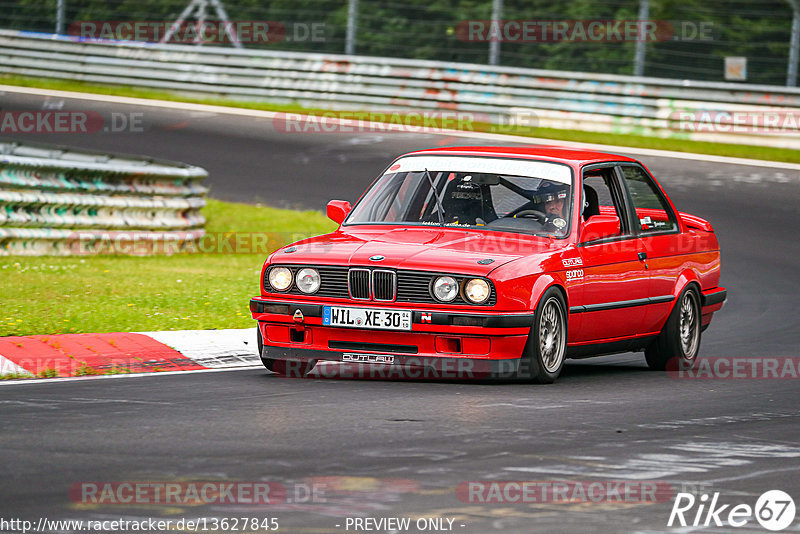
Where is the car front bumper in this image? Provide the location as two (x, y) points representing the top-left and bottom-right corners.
(257, 345), (528, 380)
(250, 297), (533, 373)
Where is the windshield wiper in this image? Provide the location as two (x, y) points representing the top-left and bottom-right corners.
(424, 168), (445, 226)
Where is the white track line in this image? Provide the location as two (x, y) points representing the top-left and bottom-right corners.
(0, 328), (261, 386)
(0, 364), (263, 387)
(3, 84), (799, 171)
(139, 328), (260, 368)
(0, 354), (29, 375)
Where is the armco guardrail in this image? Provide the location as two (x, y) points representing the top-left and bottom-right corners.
(0, 141), (207, 255)
(1, 29), (800, 148)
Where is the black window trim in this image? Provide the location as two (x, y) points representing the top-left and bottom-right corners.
(615, 163), (681, 238)
(577, 162), (638, 248)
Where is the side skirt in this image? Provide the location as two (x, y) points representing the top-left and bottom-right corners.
(566, 335), (657, 359)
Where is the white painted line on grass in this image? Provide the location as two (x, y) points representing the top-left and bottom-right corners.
(3, 84), (799, 171)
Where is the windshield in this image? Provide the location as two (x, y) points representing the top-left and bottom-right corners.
(346, 156), (573, 236)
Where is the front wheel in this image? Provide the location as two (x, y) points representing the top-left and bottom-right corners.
(645, 286), (701, 371)
(516, 288), (567, 383)
(262, 357), (317, 376)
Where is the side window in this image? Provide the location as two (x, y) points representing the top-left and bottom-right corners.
(619, 166), (678, 233)
(583, 174), (616, 212)
(582, 167), (628, 235)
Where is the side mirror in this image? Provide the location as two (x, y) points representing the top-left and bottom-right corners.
(580, 215), (620, 242)
(327, 200), (352, 225)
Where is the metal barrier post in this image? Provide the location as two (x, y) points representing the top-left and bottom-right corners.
(634, 0), (650, 77)
(489, 0), (503, 66)
(346, 0), (358, 55)
(788, 0), (800, 86)
(55, 0), (65, 35)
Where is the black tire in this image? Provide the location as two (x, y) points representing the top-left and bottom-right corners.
(645, 285), (702, 371)
(257, 327), (316, 376)
(262, 358), (316, 376)
(516, 287), (568, 384)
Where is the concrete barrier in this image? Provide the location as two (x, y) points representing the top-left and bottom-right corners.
(2, 29), (800, 148)
(0, 141), (207, 255)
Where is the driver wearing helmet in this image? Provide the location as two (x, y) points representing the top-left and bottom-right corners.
(539, 182), (569, 233)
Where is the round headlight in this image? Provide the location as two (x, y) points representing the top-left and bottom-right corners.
(465, 278), (491, 304)
(295, 268), (320, 294)
(268, 266), (293, 291)
(432, 276), (458, 302)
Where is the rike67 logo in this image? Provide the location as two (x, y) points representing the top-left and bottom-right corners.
(669, 490), (796, 531)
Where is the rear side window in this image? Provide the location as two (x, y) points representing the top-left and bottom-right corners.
(619, 166), (678, 233)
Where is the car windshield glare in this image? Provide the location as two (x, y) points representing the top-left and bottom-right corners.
(346, 157), (572, 236)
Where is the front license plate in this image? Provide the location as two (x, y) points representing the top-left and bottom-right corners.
(323, 306), (412, 331)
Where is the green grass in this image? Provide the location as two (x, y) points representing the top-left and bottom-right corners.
(3, 74), (799, 164)
(0, 199), (337, 337)
(0, 371), (35, 380)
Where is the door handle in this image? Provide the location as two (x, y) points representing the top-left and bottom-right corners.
(638, 252), (648, 261)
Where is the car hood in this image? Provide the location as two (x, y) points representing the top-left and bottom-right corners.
(270, 226), (559, 276)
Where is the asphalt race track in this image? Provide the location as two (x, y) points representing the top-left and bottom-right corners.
(2, 89), (800, 533)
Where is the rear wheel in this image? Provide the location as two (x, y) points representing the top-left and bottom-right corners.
(516, 288), (567, 383)
(257, 327), (316, 376)
(645, 285), (701, 371)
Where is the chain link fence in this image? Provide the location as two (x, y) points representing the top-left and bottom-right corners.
(0, 0), (796, 85)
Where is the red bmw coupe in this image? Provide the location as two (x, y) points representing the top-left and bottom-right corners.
(250, 146), (726, 383)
